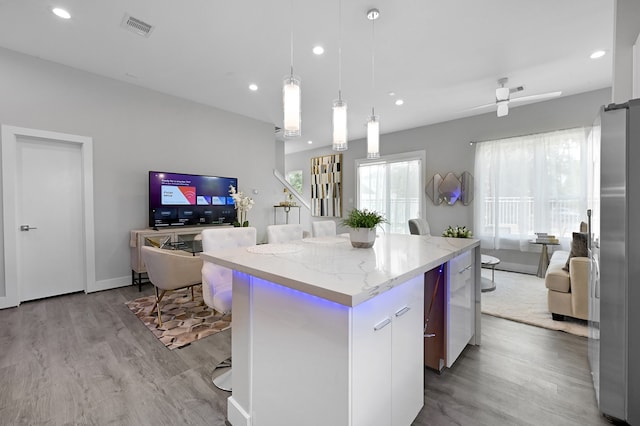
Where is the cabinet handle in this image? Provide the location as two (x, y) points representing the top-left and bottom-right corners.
(458, 264), (473, 274)
(395, 306), (410, 317)
(374, 318), (391, 331)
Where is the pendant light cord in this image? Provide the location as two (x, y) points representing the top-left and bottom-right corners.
(290, 0), (294, 76)
(338, 0), (342, 101)
(371, 13), (376, 116)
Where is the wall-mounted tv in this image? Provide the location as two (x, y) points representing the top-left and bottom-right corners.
(149, 171), (238, 228)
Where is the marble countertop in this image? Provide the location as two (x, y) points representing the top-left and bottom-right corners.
(201, 233), (479, 307)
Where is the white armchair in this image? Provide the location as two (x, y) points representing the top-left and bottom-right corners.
(140, 246), (203, 327)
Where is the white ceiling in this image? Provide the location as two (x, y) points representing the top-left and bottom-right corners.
(0, 0), (613, 154)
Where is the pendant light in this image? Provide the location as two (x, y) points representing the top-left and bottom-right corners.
(366, 8), (380, 159)
(332, 0), (348, 151)
(283, 0), (301, 138)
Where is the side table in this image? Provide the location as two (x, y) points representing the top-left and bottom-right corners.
(481, 254), (500, 292)
(530, 241), (560, 278)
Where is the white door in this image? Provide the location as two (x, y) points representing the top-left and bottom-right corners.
(18, 137), (84, 300)
(1, 125), (95, 308)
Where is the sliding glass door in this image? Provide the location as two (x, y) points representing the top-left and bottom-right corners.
(356, 151), (425, 234)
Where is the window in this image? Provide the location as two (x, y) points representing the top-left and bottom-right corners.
(473, 127), (589, 251)
(356, 151), (425, 234)
(286, 170), (303, 194)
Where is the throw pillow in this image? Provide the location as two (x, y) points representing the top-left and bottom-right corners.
(563, 232), (588, 272)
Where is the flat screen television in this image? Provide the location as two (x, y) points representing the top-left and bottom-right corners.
(148, 171), (238, 228)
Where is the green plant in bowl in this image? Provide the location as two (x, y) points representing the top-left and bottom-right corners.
(342, 208), (387, 229)
(342, 209), (387, 248)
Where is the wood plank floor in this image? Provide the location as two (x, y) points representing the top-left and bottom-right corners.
(0, 285), (612, 426)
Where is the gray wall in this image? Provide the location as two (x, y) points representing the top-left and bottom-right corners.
(286, 88), (611, 273)
(0, 47), (282, 295)
(613, 0), (640, 103)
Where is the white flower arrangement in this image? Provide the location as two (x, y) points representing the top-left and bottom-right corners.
(442, 225), (473, 238)
(229, 184), (255, 227)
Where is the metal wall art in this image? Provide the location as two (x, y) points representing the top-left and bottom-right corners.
(426, 171), (474, 206)
(311, 154), (342, 217)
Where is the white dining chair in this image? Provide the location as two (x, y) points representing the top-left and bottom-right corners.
(266, 224), (304, 243)
(201, 226), (257, 391)
(408, 218), (431, 236)
(311, 221), (337, 237)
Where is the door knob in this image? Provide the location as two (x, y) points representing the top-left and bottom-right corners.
(20, 225), (37, 231)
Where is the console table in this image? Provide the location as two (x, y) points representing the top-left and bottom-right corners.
(202, 234), (480, 426)
(273, 204), (300, 224)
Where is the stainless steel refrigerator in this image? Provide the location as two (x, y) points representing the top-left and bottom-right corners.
(588, 99), (640, 424)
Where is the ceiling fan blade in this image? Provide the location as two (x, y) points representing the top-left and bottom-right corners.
(464, 102), (495, 112)
(464, 89), (561, 114)
(509, 91), (562, 103)
(509, 86), (524, 95)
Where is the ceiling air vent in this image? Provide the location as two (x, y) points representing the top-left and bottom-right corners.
(121, 14), (154, 37)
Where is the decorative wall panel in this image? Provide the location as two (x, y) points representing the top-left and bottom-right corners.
(426, 172), (474, 206)
(311, 154), (342, 217)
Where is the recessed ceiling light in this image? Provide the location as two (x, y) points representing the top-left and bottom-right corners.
(307, 140), (313, 144)
(388, 91), (396, 97)
(52, 7), (71, 19)
(395, 99), (404, 106)
(248, 83), (258, 91)
(590, 50), (606, 59)
(312, 46), (324, 55)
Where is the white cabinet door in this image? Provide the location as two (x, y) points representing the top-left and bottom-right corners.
(351, 276), (424, 426)
(446, 250), (474, 368)
(389, 275), (424, 426)
(352, 293), (393, 426)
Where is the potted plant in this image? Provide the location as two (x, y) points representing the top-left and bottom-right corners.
(342, 208), (387, 248)
(229, 185), (254, 227)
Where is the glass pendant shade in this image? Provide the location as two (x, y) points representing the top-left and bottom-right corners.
(332, 99), (348, 151)
(496, 100), (509, 117)
(283, 74), (301, 138)
(367, 114), (380, 159)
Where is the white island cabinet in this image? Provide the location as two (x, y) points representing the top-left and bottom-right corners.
(201, 234), (480, 426)
(446, 250), (475, 368)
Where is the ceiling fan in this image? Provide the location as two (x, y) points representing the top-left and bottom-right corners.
(468, 77), (562, 117)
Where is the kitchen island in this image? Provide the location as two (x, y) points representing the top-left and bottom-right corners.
(201, 233), (480, 426)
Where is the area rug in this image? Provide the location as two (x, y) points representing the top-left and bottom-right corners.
(481, 269), (588, 337)
(125, 286), (231, 350)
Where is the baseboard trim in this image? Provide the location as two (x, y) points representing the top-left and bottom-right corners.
(88, 276), (130, 293)
(0, 294), (18, 309)
(228, 396), (251, 426)
(493, 261), (537, 276)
